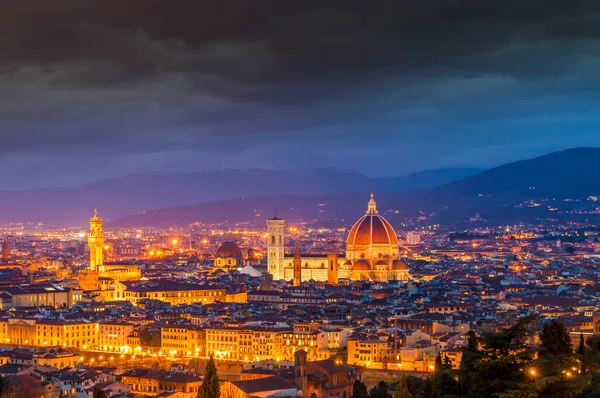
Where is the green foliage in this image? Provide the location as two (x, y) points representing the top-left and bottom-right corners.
(427, 352), (459, 398)
(405, 376), (424, 397)
(420, 378), (435, 398)
(139, 328), (161, 347)
(353, 380), (369, 398)
(93, 388), (108, 398)
(370, 381), (391, 398)
(457, 317), (593, 398)
(198, 355), (220, 398)
(1, 375), (44, 397)
(393, 374), (412, 398)
(539, 320), (572, 356)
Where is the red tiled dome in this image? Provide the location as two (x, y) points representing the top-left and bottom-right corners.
(392, 259), (408, 270)
(347, 194), (398, 248)
(215, 241), (243, 258)
(347, 214), (398, 246)
(352, 258), (371, 271)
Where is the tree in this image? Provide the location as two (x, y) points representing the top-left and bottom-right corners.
(455, 317), (590, 398)
(393, 374), (411, 398)
(431, 353), (458, 397)
(405, 376), (423, 398)
(459, 316), (538, 397)
(369, 381), (390, 398)
(1, 375), (43, 398)
(198, 355), (220, 398)
(539, 320), (572, 356)
(420, 378), (435, 398)
(140, 328), (161, 347)
(93, 388), (108, 398)
(352, 380), (369, 398)
(435, 353), (443, 372)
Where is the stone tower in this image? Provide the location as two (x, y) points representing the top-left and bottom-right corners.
(267, 217), (285, 280)
(294, 349), (308, 394)
(327, 252), (339, 284)
(1, 238), (8, 262)
(293, 241), (301, 286)
(88, 208), (105, 272)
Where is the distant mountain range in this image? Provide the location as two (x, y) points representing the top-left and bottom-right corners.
(0, 167), (480, 226)
(109, 147), (600, 228)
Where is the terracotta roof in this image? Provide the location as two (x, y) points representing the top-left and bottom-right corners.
(347, 214), (398, 247)
(231, 376), (297, 393)
(215, 241), (243, 259)
(352, 259), (371, 271)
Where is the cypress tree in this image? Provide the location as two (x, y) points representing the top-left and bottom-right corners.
(393, 374), (412, 398)
(198, 355), (220, 398)
(352, 380), (369, 398)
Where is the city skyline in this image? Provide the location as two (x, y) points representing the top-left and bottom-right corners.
(2, 3), (600, 398)
(3, 1), (600, 188)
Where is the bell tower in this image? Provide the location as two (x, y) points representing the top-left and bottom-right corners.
(267, 216), (285, 280)
(1, 238), (8, 262)
(293, 241), (301, 286)
(327, 252), (339, 284)
(88, 208), (105, 272)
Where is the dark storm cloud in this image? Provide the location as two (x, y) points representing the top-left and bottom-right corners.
(2, 0), (600, 187)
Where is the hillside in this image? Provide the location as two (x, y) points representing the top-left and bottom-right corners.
(109, 148), (600, 227)
(0, 167), (477, 226)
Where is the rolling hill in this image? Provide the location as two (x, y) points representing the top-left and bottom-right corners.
(0, 167), (479, 226)
(109, 147), (600, 227)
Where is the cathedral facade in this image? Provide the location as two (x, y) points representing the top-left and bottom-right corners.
(267, 194), (411, 283)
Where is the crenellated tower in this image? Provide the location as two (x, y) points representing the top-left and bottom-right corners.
(267, 217), (285, 280)
(88, 208), (105, 272)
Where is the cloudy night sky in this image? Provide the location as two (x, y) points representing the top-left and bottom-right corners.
(3, 0), (600, 189)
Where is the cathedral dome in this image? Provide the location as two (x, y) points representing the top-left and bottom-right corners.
(352, 258), (371, 271)
(392, 259), (408, 270)
(346, 194), (398, 247)
(215, 241), (243, 258)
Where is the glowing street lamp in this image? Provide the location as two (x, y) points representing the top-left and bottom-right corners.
(529, 369), (537, 377)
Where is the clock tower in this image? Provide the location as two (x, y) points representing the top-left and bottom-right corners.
(88, 208), (105, 272)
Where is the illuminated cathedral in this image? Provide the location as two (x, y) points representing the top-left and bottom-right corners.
(267, 194), (411, 283)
